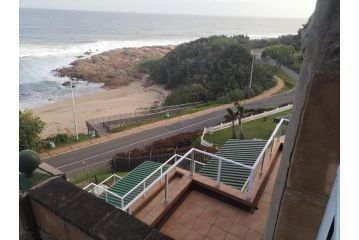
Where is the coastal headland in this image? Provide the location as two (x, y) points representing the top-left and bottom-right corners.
(34, 45), (175, 137)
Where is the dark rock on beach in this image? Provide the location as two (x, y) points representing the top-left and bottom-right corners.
(56, 45), (175, 88)
(62, 81), (71, 87)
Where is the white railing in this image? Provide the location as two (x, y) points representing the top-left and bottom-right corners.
(84, 118), (288, 213)
(121, 147), (254, 213)
(200, 104), (292, 146)
(317, 166), (339, 240)
(83, 183), (124, 208)
(244, 118), (288, 194)
(201, 128), (214, 147)
(99, 174), (123, 188)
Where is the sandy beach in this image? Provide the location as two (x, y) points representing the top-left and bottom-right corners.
(33, 79), (170, 137)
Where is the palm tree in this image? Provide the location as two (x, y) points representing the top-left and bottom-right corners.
(224, 102), (245, 139)
(225, 103), (239, 139)
(236, 103), (245, 140)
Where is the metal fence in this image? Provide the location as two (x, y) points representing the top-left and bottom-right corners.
(66, 151), (212, 182)
(200, 104), (293, 146)
(112, 151), (211, 172)
(65, 159), (112, 181)
(87, 101), (203, 125)
(86, 101), (203, 134)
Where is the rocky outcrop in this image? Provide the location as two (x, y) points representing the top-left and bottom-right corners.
(56, 45), (175, 88)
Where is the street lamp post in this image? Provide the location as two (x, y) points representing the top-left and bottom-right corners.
(249, 54), (254, 89)
(70, 77), (79, 141)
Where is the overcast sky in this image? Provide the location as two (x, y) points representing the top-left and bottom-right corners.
(20, 0), (316, 18)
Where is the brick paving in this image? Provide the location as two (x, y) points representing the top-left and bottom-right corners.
(160, 153), (282, 240)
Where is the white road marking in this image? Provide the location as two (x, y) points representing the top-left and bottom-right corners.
(57, 94), (294, 170)
(57, 114), (224, 169)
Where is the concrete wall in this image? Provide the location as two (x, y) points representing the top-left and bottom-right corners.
(21, 176), (172, 240)
(31, 200), (95, 240)
(263, 0), (340, 239)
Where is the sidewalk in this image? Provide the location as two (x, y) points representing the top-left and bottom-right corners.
(40, 77), (284, 160)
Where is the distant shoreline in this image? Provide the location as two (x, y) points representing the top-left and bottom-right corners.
(32, 44), (177, 137)
(33, 77), (171, 138)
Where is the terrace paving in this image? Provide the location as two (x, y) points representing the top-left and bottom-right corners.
(160, 150), (282, 240)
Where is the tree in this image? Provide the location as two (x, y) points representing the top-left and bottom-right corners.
(262, 45), (296, 68)
(149, 35), (277, 105)
(19, 110), (46, 151)
(224, 102), (240, 139)
(236, 102), (245, 140)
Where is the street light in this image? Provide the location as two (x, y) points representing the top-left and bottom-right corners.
(249, 51), (255, 89)
(69, 72), (79, 141)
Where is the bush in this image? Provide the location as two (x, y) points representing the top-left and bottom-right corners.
(19, 149), (41, 175)
(164, 84), (209, 105)
(19, 110), (46, 151)
(113, 131), (217, 158)
(150, 36), (276, 104)
(54, 133), (69, 143)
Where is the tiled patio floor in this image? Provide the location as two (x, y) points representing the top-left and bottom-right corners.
(160, 153), (281, 240)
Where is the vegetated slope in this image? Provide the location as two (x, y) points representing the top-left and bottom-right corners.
(250, 20), (310, 73)
(249, 20), (309, 50)
(147, 35), (277, 105)
(262, 44), (303, 73)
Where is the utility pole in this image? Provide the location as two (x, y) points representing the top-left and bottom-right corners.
(249, 54), (254, 89)
(70, 71), (79, 141)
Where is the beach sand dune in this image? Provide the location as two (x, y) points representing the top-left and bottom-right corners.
(33, 79), (170, 137)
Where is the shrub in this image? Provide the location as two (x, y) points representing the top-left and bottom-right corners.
(54, 133), (69, 143)
(113, 131), (217, 158)
(19, 110), (46, 151)
(19, 149), (41, 175)
(150, 36), (277, 104)
(164, 84), (208, 106)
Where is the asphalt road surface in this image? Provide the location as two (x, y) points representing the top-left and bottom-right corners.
(45, 60), (300, 172)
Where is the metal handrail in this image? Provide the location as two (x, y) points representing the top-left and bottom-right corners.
(245, 118), (288, 196)
(99, 174), (123, 186)
(122, 151), (194, 211)
(85, 117), (289, 211)
(83, 183), (123, 200)
(122, 148), (255, 212)
(193, 148), (253, 170)
(252, 118), (286, 170)
(121, 154), (181, 200)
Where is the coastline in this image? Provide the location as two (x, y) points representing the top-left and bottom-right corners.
(29, 44), (176, 137)
(32, 78), (171, 138)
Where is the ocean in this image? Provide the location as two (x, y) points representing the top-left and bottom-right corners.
(20, 8), (306, 109)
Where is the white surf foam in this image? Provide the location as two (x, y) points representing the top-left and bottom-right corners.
(19, 39), (193, 58)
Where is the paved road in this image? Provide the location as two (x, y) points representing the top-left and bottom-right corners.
(45, 60), (299, 172)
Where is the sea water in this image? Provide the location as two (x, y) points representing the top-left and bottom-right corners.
(20, 8), (306, 109)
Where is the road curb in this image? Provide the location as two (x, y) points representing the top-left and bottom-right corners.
(40, 76), (285, 160)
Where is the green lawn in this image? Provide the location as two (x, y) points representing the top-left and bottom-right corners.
(40, 133), (92, 152)
(203, 109), (291, 147)
(70, 169), (128, 185)
(288, 52), (302, 73)
(275, 68), (296, 94)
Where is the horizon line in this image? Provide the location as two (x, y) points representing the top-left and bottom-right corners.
(19, 7), (309, 20)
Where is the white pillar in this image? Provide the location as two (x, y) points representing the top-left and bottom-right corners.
(190, 151), (195, 176)
(216, 159), (222, 187)
(246, 169), (254, 199)
(164, 174), (169, 203)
